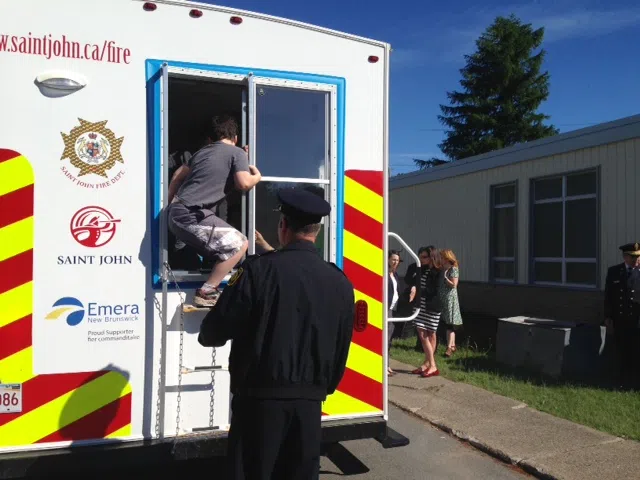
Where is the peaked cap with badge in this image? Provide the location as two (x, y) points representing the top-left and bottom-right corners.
(276, 187), (331, 225)
(619, 242), (640, 257)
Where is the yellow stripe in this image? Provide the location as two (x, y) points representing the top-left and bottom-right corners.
(106, 424), (132, 439)
(0, 371), (132, 447)
(0, 155), (34, 197)
(354, 290), (383, 330)
(346, 343), (383, 384)
(0, 282), (33, 328)
(344, 231), (383, 276)
(0, 347), (35, 384)
(323, 389), (381, 416)
(344, 177), (383, 223)
(0, 217), (34, 262)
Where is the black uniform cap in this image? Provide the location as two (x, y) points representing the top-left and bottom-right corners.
(276, 187), (331, 225)
(619, 242), (640, 256)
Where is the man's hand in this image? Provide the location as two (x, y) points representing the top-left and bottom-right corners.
(409, 286), (416, 303)
(243, 145), (249, 155)
(249, 165), (262, 182)
(255, 230), (274, 252)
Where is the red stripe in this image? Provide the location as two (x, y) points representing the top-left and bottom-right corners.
(0, 149), (20, 163)
(0, 184), (34, 229)
(345, 170), (383, 197)
(36, 393), (132, 443)
(344, 204), (383, 248)
(0, 250), (33, 295)
(0, 315), (31, 361)
(337, 367), (383, 410)
(0, 371), (109, 427)
(343, 258), (383, 303)
(351, 324), (382, 356)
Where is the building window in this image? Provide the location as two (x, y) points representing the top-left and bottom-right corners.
(530, 169), (598, 287)
(490, 182), (517, 282)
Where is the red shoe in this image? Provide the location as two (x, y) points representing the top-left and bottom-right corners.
(411, 367), (425, 374)
(420, 369), (439, 378)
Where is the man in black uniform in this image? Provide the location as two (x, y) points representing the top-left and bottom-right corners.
(198, 187), (355, 480)
(604, 242), (640, 388)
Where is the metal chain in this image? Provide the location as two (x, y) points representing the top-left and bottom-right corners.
(164, 261), (185, 441)
(152, 295), (164, 439)
(209, 346), (216, 429)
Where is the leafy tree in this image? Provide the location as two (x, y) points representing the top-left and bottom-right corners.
(416, 14), (558, 169)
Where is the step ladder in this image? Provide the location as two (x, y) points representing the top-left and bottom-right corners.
(157, 261), (231, 442)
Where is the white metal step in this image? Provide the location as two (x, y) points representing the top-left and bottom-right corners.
(180, 365), (229, 374)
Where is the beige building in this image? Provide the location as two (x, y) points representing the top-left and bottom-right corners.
(389, 114), (640, 324)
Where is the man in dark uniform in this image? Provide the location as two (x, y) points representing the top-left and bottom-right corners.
(604, 242), (640, 388)
(198, 187), (355, 480)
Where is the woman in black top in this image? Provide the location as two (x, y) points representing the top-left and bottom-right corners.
(404, 246), (443, 377)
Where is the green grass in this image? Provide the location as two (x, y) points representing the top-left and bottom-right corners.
(390, 336), (640, 441)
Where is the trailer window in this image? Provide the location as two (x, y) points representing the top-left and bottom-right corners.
(254, 86), (328, 180)
(248, 79), (335, 263)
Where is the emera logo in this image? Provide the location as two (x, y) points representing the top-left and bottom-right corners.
(45, 297), (85, 326)
(70, 206), (121, 248)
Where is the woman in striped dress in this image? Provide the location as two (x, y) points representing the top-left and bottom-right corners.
(406, 246), (443, 377)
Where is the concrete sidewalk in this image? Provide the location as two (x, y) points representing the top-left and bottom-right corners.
(388, 358), (640, 480)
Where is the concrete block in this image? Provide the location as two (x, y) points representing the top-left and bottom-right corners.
(496, 316), (606, 377)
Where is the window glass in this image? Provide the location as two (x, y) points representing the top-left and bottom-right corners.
(492, 206), (515, 257)
(254, 181), (328, 259)
(533, 202), (563, 257)
(493, 261), (515, 281)
(534, 177), (562, 200)
(565, 198), (597, 258)
(493, 185), (516, 205)
(255, 86), (329, 179)
(534, 261), (562, 283)
(566, 172), (596, 197)
(566, 262), (597, 285)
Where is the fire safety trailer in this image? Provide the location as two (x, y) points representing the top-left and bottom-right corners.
(0, 0), (419, 476)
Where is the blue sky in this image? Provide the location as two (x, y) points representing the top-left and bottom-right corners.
(202, 0), (640, 175)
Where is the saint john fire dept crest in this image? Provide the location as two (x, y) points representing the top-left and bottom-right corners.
(60, 119), (124, 178)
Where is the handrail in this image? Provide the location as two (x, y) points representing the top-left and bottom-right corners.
(388, 232), (420, 322)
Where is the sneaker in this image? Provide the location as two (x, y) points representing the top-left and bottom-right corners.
(193, 287), (221, 307)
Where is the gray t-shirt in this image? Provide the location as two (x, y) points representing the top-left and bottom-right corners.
(175, 141), (250, 209)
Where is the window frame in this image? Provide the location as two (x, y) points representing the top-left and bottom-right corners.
(528, 167), (601, 289)
(147, 60), (346, 290)
(247, 76), (338, 263)
(489, 181), (519, 284)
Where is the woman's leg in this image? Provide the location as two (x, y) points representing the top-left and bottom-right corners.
(425, 331), (438, 374)
(417, 328), (431, 370)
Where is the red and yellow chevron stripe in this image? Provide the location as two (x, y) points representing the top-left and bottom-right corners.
(322, 170), (384, 417)
(0, 149), (132, 449)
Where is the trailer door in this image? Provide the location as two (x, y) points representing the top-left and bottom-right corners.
(247, 76), (384, 422)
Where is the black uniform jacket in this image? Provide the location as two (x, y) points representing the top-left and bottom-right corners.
(198, 240), (355, 401)
(604, 262), (639, 329)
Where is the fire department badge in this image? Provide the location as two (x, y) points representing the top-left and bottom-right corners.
(60, 119), (124, 178)
(227, 267), (244, 287)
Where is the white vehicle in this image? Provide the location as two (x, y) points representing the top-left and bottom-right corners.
(0, 0), (418, 475)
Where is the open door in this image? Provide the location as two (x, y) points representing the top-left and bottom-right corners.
(246, 76), (338, 262)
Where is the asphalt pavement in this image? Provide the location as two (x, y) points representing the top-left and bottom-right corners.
(24, 405), (528, 479)
(319, 405), (530, 479)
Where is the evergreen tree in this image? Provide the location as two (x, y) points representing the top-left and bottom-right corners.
(416, 14), (558, 168)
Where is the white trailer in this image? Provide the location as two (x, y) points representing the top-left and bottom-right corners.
(0, 0), (418, 475)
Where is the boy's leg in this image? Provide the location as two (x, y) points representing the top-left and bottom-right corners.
(168, 205), (247, 307)
(193, 217), (248, 307)
(203, 239), (247, 287)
